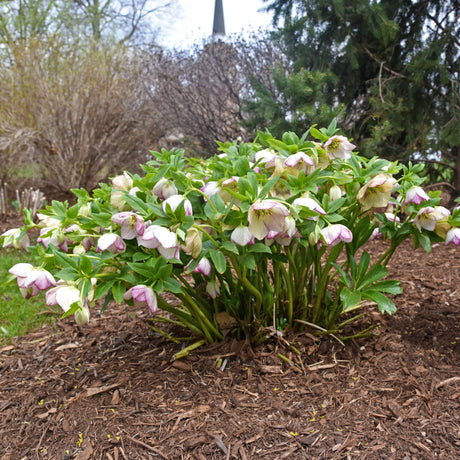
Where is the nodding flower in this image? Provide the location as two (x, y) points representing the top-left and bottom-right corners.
(248, 199), (290, 240)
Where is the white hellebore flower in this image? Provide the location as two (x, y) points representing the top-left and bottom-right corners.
(124, 285), (158, 314)
(111, 212), (145, 240)
(413, 206), (450, 232)
(254, 149), (277, 169)
(46, 283), (81, 313)
(445, 228), (460, 246)
(321, 224), (353, 246)
(284, 152), (315, 172)
(9, 263), (56, 298)
(231, 225), (255, 246)
(201, 181), (220, 199)
(112, 172), (133, 191)
(357, 173), (395, 211)
(152, 178), (178, 200)
(162, 194), (193, 216)
(1, 228), (30, 251)
(324, 135), (356, 160)
(248, 199), (290, 240)
(194, 257), (212, 276)
(138, 225), (180, 260)
(96, 233), (126, 253)
(405, 186), (430, 205)
(292, 196), (326, 220)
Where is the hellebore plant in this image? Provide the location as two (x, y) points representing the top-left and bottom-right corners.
(3, 121), (460, 346)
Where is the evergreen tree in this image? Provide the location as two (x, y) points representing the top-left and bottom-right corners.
(254, 0), (459, 193)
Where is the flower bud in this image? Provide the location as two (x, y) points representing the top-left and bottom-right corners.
(75, 307), (90, 325)
(328, 185), (342, 201)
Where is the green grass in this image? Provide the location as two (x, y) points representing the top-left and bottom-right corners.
(0, 249), (61, 344)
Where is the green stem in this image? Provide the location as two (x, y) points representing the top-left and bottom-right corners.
(280, 263), (294, 326)
(229, 254), (263, 314)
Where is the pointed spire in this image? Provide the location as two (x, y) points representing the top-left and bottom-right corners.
(212, 0), (226, 37)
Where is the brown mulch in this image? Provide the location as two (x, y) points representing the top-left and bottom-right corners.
(1, 217), (459, 459)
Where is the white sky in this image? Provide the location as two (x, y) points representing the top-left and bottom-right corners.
(159, 0), (274, 49)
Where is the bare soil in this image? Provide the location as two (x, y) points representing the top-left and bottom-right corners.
(1, 214), (459, 459)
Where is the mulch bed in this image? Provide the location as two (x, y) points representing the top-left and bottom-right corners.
(1, 217), (459, 459)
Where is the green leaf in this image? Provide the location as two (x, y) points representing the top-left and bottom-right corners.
(60, 301), (80, 319)
(78, 255), (93, 275)
(368, 279), (402, 295)
(258, 174), (281, 199)
(94, 281), (115, 301)
(55, 267), (79, 281)
(127, 262), (154, 279)
(163, 278), (183, 294)
(356, 251), (371, 286)
(330, 262), (351, 288)
(362, 290), (397, 315)
(220, 241), (239, 254)
(358, 264), (388, 291)
(248, 243), (272, 254)
(112, 281), (125, 304)
(50, 246), (78, 269)
(240, 254), (256, 270)
(209, 249), (227, 274)
(340, 287), (362, 313)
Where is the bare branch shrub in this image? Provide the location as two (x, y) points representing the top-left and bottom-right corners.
(0, 38), (158, 192)
(144, 35), (287, 156)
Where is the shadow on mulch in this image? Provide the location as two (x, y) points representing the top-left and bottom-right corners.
(0, 229), (459, 459)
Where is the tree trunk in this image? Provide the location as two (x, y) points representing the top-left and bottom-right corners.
(455, 145), (460, 199)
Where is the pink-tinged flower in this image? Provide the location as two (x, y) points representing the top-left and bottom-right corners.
(231, 225), (255, 246)
(413, 206), (450, 232)
(111, 212), (145, 240)
(445, 228), (460, 246)
(96, 233), (126, 253)
(369, 227), (382, 241)
(254, 149), (277, 169)
(152, 178), (178, 200)
(201, 181), (220, 199)
(284, 152), (315, 172)
(384, 212), (400, 223)
(206, 280), (220, 299)
(194, 257), (212, 276)
(324, 135), (356, 160)
(37, 227), (69, 252)
(124, 285), (158, 314)
(405, 186), (430, 205)
(321, 224), (353, 246)
(162, 194), (193, 216)
(112, 172), (133, 191)
(1, 228), (30, 251)
(138, 225), (180, 260)
(46, 282), (81, 313)
(36, 213), (61, 228)
(357, 174), (395, 211)
(248, 199), (290, 240)
(272, 216), (298, 246)
(292, 197), (326, 220)
(9, 263), (56, 297)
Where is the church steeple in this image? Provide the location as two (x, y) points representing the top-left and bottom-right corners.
(212, 0), (226, 37)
